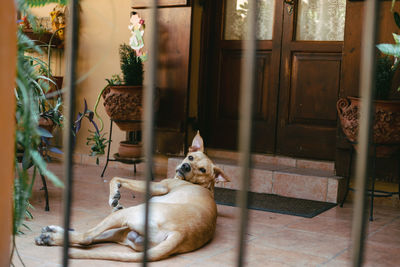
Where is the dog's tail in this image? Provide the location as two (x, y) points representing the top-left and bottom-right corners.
(69, 231), (184, 262)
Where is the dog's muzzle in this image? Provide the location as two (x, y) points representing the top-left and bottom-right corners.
(176, 163), (191, 180)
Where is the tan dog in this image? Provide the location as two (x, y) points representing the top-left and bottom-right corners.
(35, 132), (230, 262)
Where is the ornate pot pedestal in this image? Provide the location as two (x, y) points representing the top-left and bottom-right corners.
(337, 97), (400, 157)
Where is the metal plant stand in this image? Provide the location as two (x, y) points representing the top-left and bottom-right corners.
(100, 119), (143, 178)
(340, 143), (400, 221)
(40, 173), (50, 211)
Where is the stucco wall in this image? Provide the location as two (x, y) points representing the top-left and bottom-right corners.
(31, 1), (135, 158)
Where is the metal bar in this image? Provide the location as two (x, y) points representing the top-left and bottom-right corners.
(351, 0), (379, 266)
(62, 0), (80, 266)
(236, 0), (257, 266)
(142, 0), (158, 265)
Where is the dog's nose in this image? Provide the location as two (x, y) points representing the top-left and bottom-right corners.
(181, 163), (191, 173)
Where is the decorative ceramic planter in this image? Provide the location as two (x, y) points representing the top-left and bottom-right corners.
(118, 141), (142, 158)
(102, 85), (143, 131)
(337, 96), (400, 157)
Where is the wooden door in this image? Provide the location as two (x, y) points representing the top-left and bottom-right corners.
(276, 0), (345, 159)
(201, 0), (345, 160)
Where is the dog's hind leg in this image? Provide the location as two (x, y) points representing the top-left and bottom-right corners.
(69, 231), (184, 262)
(109, 177), (169, 211)
(35, 208), (129, 247)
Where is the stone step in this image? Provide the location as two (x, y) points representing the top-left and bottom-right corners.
(167, 153), (344, 204)
(206, 149), (335, 172)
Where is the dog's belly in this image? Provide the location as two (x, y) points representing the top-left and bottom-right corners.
(150, 185), (213, 204)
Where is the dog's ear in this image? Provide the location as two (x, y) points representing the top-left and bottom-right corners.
(213, 166), (230, 183)
(189, 131), (204, 152)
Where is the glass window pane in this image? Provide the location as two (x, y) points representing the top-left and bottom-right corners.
(296, 0), (346, 41)
(224, 0), (275, 40)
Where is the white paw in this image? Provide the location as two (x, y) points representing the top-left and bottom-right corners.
(41, 225), (64, 234)
(109, 188), (121, 208)
(112, 204), (124, 212)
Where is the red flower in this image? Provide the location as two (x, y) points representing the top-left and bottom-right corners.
(139, 19), (145, 25)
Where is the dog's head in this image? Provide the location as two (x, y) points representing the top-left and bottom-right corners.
(175, 131), (230, 192)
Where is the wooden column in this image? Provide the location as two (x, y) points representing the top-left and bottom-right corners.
(0, 0), (16, 265)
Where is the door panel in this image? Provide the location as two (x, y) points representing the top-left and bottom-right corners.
(209, 50), (275, 152)
(289, 53), (341, 124)
(277, 52), (342, 159)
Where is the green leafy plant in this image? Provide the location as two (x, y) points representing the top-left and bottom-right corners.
(119, 43), (144, 86)
(74, 99), (109, 165)
(12, 0), (66, 265)
(376, 1), (400, 93)
(375, 56), (396, 100)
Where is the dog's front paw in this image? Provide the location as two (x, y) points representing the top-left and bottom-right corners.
(112, 204), (124, 212)
(35, 232), (55, 246)
(109, 184), (121, 208)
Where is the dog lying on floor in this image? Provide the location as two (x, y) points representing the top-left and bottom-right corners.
(35, 131), (230, 262)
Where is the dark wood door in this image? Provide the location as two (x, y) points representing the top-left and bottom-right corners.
(202, 0), (345, 160)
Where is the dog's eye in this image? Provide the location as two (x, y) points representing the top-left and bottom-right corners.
(188, 156), (194, 161)
(199, 167), (206, 173)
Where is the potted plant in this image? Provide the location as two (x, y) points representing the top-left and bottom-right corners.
(337, 9), (400, 157)
(101, 43), (144, 131)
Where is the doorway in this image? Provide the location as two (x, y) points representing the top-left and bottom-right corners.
(200, 0), (346, 160)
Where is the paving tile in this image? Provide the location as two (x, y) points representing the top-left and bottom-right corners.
(326, 178), (339, 203)
(296, 159), (335, 171)
(250, 169), (273, 194)
(253, 154), (297, 167)
(336, 242), (400, 267)
(251, 228), (349, 259)
(368, 217), (400, 248)
(273, 172), (328, 201)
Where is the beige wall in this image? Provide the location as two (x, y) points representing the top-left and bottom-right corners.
(75, 0), (132, 157)
(32, 1), (135, 158)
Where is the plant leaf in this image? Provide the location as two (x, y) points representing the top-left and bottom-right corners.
(29, 150), (64, 187)
(37, 127), (53, 138)
(393, 33), (400, 44)
(376, 43), (400, 56)
(48, 147), (63, 154)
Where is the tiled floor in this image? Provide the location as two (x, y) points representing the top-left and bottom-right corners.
(12, 163), (400, 266)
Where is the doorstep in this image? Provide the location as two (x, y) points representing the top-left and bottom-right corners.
(167, 149), (345, 204)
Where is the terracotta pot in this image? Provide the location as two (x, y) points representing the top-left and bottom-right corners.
(102, 85), (159, 131)
(337, 97), (400, 157)
(102, 85), (143, 131)
(118, 141), (142, 158)
(38, 116), (56, 133)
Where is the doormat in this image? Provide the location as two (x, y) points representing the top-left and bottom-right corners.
(214, 187), (337, 218)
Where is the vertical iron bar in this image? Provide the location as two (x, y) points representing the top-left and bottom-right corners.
(142, 0), (158, 265)
(62, 0), (79, 266)
(236, 0), (257, 266)
(351, 0), (379, 266)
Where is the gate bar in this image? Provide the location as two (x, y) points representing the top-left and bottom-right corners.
(142, 0), (158, 265)
(62, 0), (80, 266)
(351, 0), (379, 266)
(236, 0), (257, 266)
